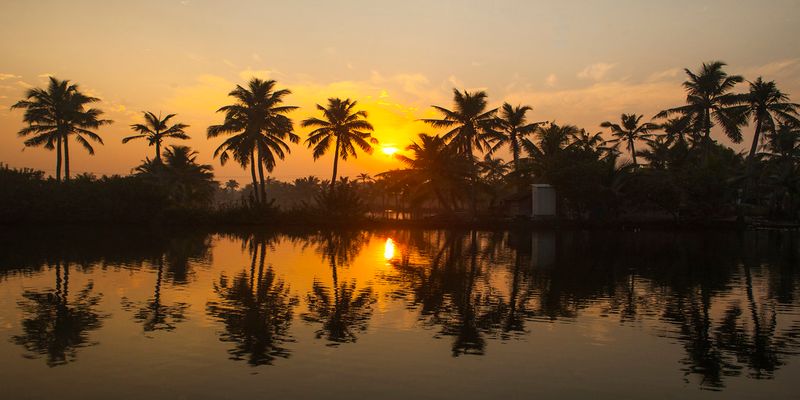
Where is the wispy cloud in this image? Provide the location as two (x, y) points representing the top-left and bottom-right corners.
(577, 62), (616, 81)
(0, 73), (20, 81)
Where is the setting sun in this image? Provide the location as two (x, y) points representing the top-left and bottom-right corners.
(381, 146), (399, 156)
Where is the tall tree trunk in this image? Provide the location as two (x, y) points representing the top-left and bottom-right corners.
(704, 108), (712, 161)
(330, 136), (341, 192)
(629, 138), (638, 167)
(56, 135), (62, 182)
(155, 140), (161, 163)
(250, 149), (260, 205)
(748, 114), (764, 160)
(257, 147), (267, 204)
(64, 134), (70, 181)
(512, 133), (520, 174)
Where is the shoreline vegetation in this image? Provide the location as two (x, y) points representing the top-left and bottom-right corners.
(3, 61), (800, 230)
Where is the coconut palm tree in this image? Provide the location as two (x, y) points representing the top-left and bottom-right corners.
(208, 78), (298, 204)
(302, 98), (377, 191)
(124, 111), (190, 162)
(422, 89), (500, 214)
(224, 179), (240, 192)
(390, 133), (471, 211)
(732, 78), (800, 160)
(492, 102), (544, 172)
(356, 173), (373, 184)
(600, 113), (658, 167)
(522, 123), (580, 180)
(11, 77), (112, 181)
(655, 61), (746, 158)
(421, 89), (500, 160)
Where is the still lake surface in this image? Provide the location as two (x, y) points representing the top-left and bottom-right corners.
(0, 228), (799, 399)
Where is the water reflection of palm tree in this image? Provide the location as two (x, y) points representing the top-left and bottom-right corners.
(388, 231), (505, 356)
(206, 236), (299, 366)
(301, 231), (375, 345)
(120, 256), (189, 335)
(11, 261), (105, 367)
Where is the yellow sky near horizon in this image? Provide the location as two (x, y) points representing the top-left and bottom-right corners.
(1, 0), (799, 183)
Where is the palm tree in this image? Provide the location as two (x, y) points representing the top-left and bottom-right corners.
(492, 102), (544, 172)
(124, 111), (190, 162)
(135, 145), (216, 208)
(302, 98), (377, 191)
(522, 123), (580, 180)
(390, 133), (471, 211)
(422, 88), (500, 160)
(224, 179), (240, 192)
(11, 77), (112, 181)
(356, 173), (373, 184)
(600, 113), (658, 167)
(733, 78), (800, 160)
(208, 78), (299, 205)
(422, 89), (500, 214)
(569, 128), (610, 157)
(655, 61), (746, 158)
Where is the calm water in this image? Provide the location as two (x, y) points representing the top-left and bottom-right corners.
(1, 228), (799, 399)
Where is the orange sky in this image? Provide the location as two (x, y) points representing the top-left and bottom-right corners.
(1, 1), (799, 183)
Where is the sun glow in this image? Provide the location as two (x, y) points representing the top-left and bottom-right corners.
(381, 146), (399, 156)
(384, 238), (396, 260)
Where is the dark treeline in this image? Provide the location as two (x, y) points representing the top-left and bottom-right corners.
(4, 61), (800, 226)
(2, 227), (799, 389)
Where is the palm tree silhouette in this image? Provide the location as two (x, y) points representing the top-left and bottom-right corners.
(123, 111), (190, 162)
(600, 113), (658, 167)
(11, 77), (112, 181)
(733, 78), (800, 160)
(224, 179), (240, 192)
(135, 145), (216, 208)
(11, 261), (106, 366)
(208, 78), (299, 204)
(655, 61), (745, 159)
(302, 98), (378, 192)
(206, 236), (299, 365)
(422, 89), (500, 214)
(390, 133), (470, 211)
(522, 123), (580, 180)
(356, 173), (373, 183)
(492, 102), (544, 173)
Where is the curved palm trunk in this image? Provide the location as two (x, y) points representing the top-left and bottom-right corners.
(63, 134), (70, 181)
(748, 115), (764, 160)
(249, 149), (260, 205)
(511, 132), (520, 173)
(257, 147), (267, 204)
(704, 108), (712, 161)
(629, 138), (638, 167)
(330, 136), (341, 192)
(56, 135), (62, 182)
(155, 140), (162, 163)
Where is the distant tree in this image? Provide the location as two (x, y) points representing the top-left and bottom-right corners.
(356, 173), (373, 183)
(208, 78), (298, 205)
(224, 179), (240, 192)
(302, 98), (377, 191)
(11, 77), (112, 181)
(600, 113), (658, 167)
(124, 111), (190, 162)
(655, 61), (746, 158)
(492, 102), (544, 172)
(135, 145), (215, 208)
